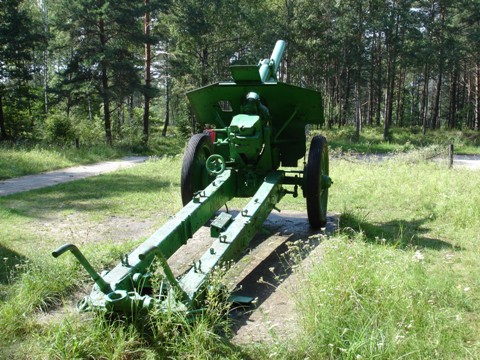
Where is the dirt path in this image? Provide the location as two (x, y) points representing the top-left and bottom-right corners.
(351, 153), (480, 169)
(0, 156), (149, 197)
(451, 154), (480, 169)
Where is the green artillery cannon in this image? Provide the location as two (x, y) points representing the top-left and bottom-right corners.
(52, 40), (332, 315)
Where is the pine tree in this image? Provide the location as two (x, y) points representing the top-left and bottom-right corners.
(52, 0), (144, 145)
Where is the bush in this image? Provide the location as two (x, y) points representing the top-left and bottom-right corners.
(44, 112), (75, 145)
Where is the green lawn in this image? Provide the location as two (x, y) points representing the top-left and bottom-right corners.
(283, 158), (480, 359)
(0, 139), (479, 359)
(316, 126), (480, 154)
(0, 133), (185, 180)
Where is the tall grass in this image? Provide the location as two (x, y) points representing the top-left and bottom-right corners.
(316, 126), (480, 154)
(293, 235), (475, 359)
(258, 152), (480, 359)
(7, 263), (243, 359)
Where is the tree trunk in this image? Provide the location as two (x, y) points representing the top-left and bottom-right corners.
(384, 54), (395, 141)
(327, 77), (333, 129)
(421, 63), (430, 135)
(342, 65), (351, 127)
(376, 32), (382, 126)
(162, 73), (170, 137)
(466, 62), (473, 129)
(399, 70), (406, 127)
(431, 66), (443, 129)
(355, 82), (361, 139)
(460, 61), (467, 127)
(142, 0), (151, 145)
(415, 75), (421, 126)
(368, 34), (375, 126)
(99, 19), (112, 145)
(476, 62), (480, 130)
(431, 3), (445, 129)
(101, 67), (112, 145)
(448, 69), (457, 129)
(395, 66), (405, 126)
(40, 0), (49, 115)
(335, 67), (341, 127)
(43, 49), (48, 114)
(87, 95), (92, 121)
(128, 95), (134, 125)
(0, 88), (7, 140)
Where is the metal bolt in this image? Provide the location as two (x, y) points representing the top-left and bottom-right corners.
(120, 254), (129, 267)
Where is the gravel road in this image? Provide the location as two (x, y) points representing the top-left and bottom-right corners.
(0, 156), (149, 197)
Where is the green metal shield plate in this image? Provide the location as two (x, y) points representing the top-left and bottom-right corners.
(187, 81), (323, 167)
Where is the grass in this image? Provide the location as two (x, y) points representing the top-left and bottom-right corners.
(315, 126), (480, 154)
(1, 125), (478, 180)
(258, 156), (480, 359)
(0, 145), (131, 180)
(292, 236), (475, 359)
(0, 131), (186, 180)
(1, 137), (480, 358)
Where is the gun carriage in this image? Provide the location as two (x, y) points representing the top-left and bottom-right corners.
(53, 40), (332, 315)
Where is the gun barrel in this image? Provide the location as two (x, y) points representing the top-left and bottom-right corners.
(259, 40), (286, 82)
(271, 40), (286, 74)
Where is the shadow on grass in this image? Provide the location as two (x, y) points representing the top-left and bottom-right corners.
(340, 211), (462, 250)
(0, 243), (27, 286)
(4, 173), (175, 219)
(229, 212), (338, 335)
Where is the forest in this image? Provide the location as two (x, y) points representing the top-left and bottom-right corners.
(1, 0), (479, 147)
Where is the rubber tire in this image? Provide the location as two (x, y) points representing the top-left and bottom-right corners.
(306, 135), (329, 228)
(180, 134), (214, 206)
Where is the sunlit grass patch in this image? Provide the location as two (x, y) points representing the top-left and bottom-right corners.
(294, 235), (478, 359)
(262, 150), (480, 358)
(0, 145), (130, 180)
(315, 126), (480, 154)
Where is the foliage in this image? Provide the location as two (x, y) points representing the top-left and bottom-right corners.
(43, 112), (75, 144)
(0, 0), (46, 140)
(2, 0), (480, 147)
